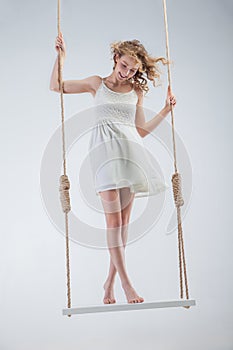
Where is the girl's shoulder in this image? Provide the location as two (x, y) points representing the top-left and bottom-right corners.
(89, 75), (103, 97)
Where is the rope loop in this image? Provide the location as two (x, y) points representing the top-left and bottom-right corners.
(59, 174), (71, 213)
(171, 172), (184, 208)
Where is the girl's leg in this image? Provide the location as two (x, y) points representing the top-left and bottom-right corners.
(100, 188), (127, 304)
(100, 188), (144, 303)
(103, 188), (133, 303)
(104, 187), (134, 292)
(117, 188), (144, 303)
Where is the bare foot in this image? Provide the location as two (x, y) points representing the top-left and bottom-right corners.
(103, 282), (116, 304)
(122, 283), (144, 303)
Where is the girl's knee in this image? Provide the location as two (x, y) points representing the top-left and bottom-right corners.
(105, 213), (122, 228)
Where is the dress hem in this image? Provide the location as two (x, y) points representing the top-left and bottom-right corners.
(95, 183), (169, 198)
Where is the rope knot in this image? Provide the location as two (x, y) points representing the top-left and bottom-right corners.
(59, 175), (71, 213)
(171, 172), (184, 207)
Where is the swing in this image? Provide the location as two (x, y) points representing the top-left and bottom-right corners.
(56, 0), (196, 317)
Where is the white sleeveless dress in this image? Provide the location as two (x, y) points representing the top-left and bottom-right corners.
(88, 78), (169, 198)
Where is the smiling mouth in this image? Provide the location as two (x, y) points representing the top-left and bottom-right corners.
(119, 72), (126, 78)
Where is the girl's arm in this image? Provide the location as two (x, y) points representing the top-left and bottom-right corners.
(49, 55), (64, 91)
(135, 86), (176, 138)
(49, 33), (95, 94)
(136, 105), (170, 138)
(49, 58), (97, 94)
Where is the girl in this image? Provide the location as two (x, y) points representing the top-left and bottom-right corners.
(50, 33), (176, 304)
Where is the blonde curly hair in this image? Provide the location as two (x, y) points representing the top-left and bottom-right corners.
(110, 39), (171, 95)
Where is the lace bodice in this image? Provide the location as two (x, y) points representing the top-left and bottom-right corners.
(93, 79), (138, 125)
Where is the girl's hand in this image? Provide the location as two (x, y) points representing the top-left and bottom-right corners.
(164, 85), (177, 112)
(55, 32), (66, 57)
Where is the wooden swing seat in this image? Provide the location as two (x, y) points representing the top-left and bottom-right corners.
(62, 299), (196, 316)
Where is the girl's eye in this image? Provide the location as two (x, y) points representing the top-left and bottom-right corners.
(122, 63), (136, 73)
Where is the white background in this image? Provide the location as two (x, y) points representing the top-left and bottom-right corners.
(0, 0), (232, 349)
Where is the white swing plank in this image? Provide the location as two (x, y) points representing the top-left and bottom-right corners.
(62, 299), (196, 316)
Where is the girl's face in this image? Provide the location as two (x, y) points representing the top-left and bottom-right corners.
(115, 54), (140, 81)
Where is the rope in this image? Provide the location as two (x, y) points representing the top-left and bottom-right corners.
(59, 175), (71, 213)
(57, 0), (72, 316)
(162, 0), (190, 306)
